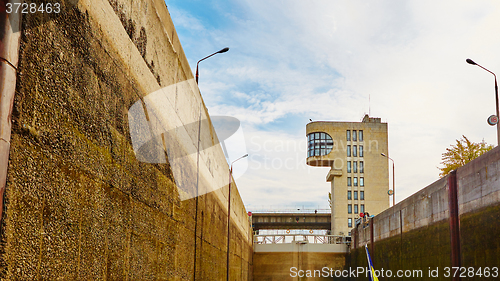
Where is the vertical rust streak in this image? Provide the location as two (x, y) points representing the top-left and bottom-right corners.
(447, 170), (461, 280)
(0, 0), (22, 226)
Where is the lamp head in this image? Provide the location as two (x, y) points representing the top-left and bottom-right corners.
(381, 153), (387, 157)
(466, 58), (477, 65)
(218, 47), (230, 53)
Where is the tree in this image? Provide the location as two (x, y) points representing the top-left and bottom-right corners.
(439, 135), (494, 177)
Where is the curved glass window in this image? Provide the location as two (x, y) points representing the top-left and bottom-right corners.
(307, 132), (334, 157)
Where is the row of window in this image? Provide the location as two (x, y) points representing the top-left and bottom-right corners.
(347, 161), (364, 173)
(346, 145), (363, 157)
(347, 191), (364, 200)
(347, 204), (365, 214)
(307, 131), (365, 157)
(347, 177), (364, 187)
(346, 130), (363, 142)
(307, 132), (334, 157)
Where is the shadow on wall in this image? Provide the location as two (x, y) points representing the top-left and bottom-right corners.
(127, 78), (248, 200)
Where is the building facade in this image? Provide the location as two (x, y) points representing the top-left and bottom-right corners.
(306, 115), (390, 235)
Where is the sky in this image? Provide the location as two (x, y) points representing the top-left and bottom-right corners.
(165, 0), (500, 211)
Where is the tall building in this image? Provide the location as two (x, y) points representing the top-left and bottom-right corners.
(306, 114), (389, 236)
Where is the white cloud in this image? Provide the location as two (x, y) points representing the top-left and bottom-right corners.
(168, 0), (500, 208)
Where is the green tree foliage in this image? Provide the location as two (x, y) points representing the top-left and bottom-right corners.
(439, 135), (494, 177)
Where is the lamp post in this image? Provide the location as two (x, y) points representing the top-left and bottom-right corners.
(192, 47), (229, 280)
(381, 153), (395, 207)
(466, 58), (500, 145)
(196, 47), (230, 84)
(227, 153), (248, 281)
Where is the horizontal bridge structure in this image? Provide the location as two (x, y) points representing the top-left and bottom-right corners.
(251, 212), (331, 230)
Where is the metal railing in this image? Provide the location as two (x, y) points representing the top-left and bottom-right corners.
(248, 208), (331, 214)
(254, 234), (350, 245)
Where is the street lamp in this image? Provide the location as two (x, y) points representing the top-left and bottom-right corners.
(466, 58), (499, 145)
(227, 153), (248, 281)
(192, 47), (229, 280)
(196, 47), (230, 84)
(381, 153), (395, 207)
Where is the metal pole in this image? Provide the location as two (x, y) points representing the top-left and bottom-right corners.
(495, 78), (499, 146)
(0, 0), (22, 226)
(392, 161), (395, 207)
(466, 59), (499, 145)
(193, 103), (202, 280)
(226, 165), (233, 281)
(381, 153), (395, 207)
(226, 153), (247, 281)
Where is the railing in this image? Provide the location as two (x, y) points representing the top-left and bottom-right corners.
(254, 234), (350, 245)
(248, 208), (331, 214)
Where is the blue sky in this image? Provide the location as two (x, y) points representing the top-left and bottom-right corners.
(166, 0), (500, 211)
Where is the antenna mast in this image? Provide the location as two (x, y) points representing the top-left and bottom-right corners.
(369, 93), (371, 116)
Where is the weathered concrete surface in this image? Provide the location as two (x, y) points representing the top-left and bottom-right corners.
(253, 242), (346, 281)
(1, 0), (252, 280)
(350, 145), (500, 280)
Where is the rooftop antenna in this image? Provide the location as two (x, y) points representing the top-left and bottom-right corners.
(369, 93), (371, 116)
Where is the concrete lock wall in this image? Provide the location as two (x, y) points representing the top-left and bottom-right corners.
(350, 145), (500, 280)
(1, 0), (252, 280)
(253, 242), (347, 281)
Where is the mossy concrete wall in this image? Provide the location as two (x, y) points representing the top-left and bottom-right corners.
(350, 145), (500, 280)
(1, 0), (252, 280)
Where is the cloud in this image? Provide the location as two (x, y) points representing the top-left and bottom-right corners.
(236, 126), (332, 209)
(167, 0), (500, 208)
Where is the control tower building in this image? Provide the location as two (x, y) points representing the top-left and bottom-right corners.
(306, 114), (390, 235)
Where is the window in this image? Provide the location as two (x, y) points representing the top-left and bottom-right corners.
(348, 204), (352, 214)
(353, 145), (357, 157)
(347, 177), (352, 186)
(360, 191), (364, 200)
(361, 204), (365, 213)
(360, 177), (364, 186)
(307, 132), (334, 157)
(354, 204), (358, 214)
(347, 191), (352, 200)
(348, 218), (352, 228)
(360, 161), (364, 173)
(353, 130), (357, 141)
(359, 130), (363, 141)
(346, 130), (351, 141)
(353, 161), (358, 173)
(347, 161), (352, 173)
(354, 191), (358, 200)
(359, 145), (363, 157)
(353, 177), (358, 186)
(347, 145), (351, 157)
